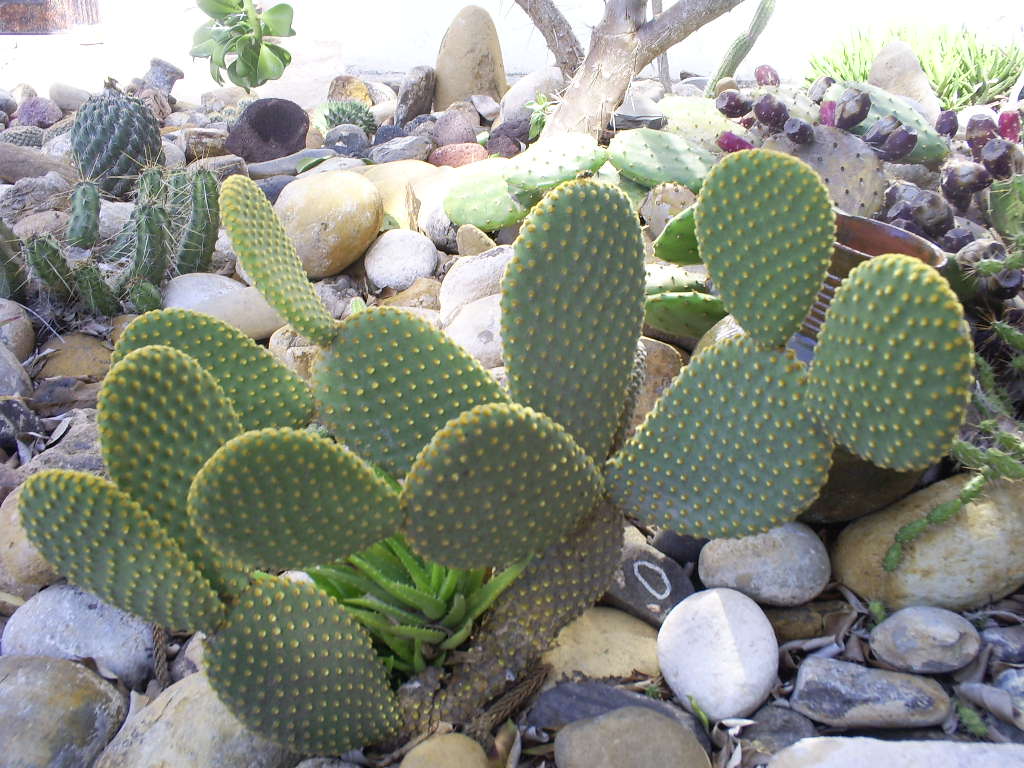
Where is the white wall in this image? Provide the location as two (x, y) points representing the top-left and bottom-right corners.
(1, 0), (1021, 106)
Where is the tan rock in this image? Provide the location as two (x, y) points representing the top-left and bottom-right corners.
(630, 337), (685, 433)
(381, 277), (441, 310)
(353, 159), (441, 230)
(0, 143), (76, 184)
(455, 224), (496, 256)
(542, 606), (659, 687)
(267, 325), (319, 381)
(0, 344), (31, 396)
(162, 273), (284, 340)
(108, 314), (139, 346)
(274, 170), (383, 279)
(11, 209), (68, 240)
(0, 486), (58, 600)
(832, 474), (1024, 610)
(39, 332), (111, 379)
(0, 299), (35, 361)
(326, 75), (372, 106)
(400, 733), (488, 768)
(304, 124), (324, 149)
(433, 5), (508, 110)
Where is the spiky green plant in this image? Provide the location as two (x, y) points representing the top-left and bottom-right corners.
(311, 99), (377, 137)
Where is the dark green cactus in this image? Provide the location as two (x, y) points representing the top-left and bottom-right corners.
(0, 222), (27, 301)
(129, 204), (169, 286)
(70, 81), (163, 199)
(174, 169), (219, 274)
(71, 262), (120, 316)
(67, 181), (101, 249)
(312, 99), (377, 137)
(26, 235), (74, 300)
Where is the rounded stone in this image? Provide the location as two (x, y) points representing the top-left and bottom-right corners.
(0, 486), (58, 600)
(224, 97), (309, 163)
(832, 474), (1024, 611)
(39, 332), (111, 379)
(162, 273), (285, 340)
(1, 583), (155, 689)
(274, 170), (383, 279)
(698, 523), (831, 607)
(554, 706), (710, 768)
(12, 209), (68, 240)
(400, 733), (488, 768)
(869, 606), (981, 673)
(442, 292), (503, 368)
(658, 588), (779, 721)
(542, 607), (660, 686)
(438, 245), (513, 324)
(429, 142), (488, 168)
(363, 229), (438, 292)
(433, 6), (508, 110)
(0, 299), (34, 360)
(15, 96), (64, 128)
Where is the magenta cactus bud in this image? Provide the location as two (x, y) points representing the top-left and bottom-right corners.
(738, 115), (756, 130)
(754, 65), (780, 87)
(998, 110), (1021, 143)
(716, 131), (755, 153)
(819, 100), (836, 127)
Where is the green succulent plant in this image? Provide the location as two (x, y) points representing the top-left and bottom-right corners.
(311, 99), (377, 138)
(190, 0), (296, 91)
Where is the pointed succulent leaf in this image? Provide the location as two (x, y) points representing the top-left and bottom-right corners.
(401, 402), (603, 570)
(653, 204), (701, 265)
(807, 253), (973, 471)
(19, 470), (226, 632)
(206, 577), (401, 755)
(189, 428), (401, 570)
(503, 178), (646, 461)
(98, 345), (247, 596)
(314, 306), (509, 479)
(695, 149), (835, 347)
(113, 308), (314, 431)
(219, 174), (336, 345)
(607, 335), (833, 537)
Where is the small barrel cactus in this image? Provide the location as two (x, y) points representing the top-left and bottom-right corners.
(312, 99), (377, 138)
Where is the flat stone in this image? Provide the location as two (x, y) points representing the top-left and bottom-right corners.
(247, 148), (338, 179)
(368, 135), (434, 164)
(0, 170), (71, 223)
(443, 292), (503, 367)
(1, 583), (154, 689)
(658, 588), (779, 721)
(799, 447), (921, 524)
(470, 93), (500, 122)
(434, 6), (508, 110)
(363, 229), (438, 291)
(789, 657), (951, 728)
(178, 126), (229, 161)
(39, 332), (111, 379)
(764, 600), (854, 643)
(832, 474), (1024, 611)
(767, 737), (1024, 767)
(400, 733), (488, 767)
(554, 706), (710, 768)
(603, 526), (693, 627)
(542, 606), (660, 686)
(381, 277), (441, 311)
(298, 156), (366, 175)
(0, 143), (76, 184)
(981, 624), (1024, 664)
(869, 606), (981, 673)
(395, 66), (437, 127)
(0, 655), (127, 767)
(94, 671), (297, 768)
(740, 704), (818, 764)
(698, 523), (831, 607)
(189, 153), (247, 181)
(162, 273), (284, 339)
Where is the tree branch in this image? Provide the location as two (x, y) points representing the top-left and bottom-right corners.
(637, 0), (749, 69)
(513, 0), (585, 80)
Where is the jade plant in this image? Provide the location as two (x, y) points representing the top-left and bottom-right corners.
(190, 0), (296, 90)
(19, 150), (975, 757)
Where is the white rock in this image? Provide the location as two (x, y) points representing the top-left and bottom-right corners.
(1, 584), (154, 689)
(698, 523), (831, 607)
(97, 201), (134, 242)
(443, 293), (502, 368)
(162, 273), (284, 340)
(439, 245), (513, 324)
(364, 229), (438, 291)
(0, 299), (34, 360)
(658, 588), (779, 721)
(42, 133), (73, 162)
(371, 100), (397, 127)
(497, 66), (566, 126)
(767, 737), (1024, 768)
(161, 140), (186, 169)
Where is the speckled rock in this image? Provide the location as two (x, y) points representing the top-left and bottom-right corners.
(368, 135), (434, 164)
(554, 706), (710, 768)
(1, 584), (154, 689)
(400, 733), (488, 768)
(0, 342), (31, 397)
(326, 75), (372, 106)
(94, 671), (297, 768)
(740, 704), (818, 764)
(12, 208), (68, 240)
(768, 737), (1024, 767)
(429, 141), (488, 167)
(658, 588), (779, 720)
(15, 96), (63, 128)
(542, 607), (659, 686)
(789, 657), (951, 728)
(698, 523), (831, 607)
(363, 229), (438, 291)
(38, 332), (111, 379)
(0, 655), (127, 767)
(433, 6), (508, 110)
(0, 171), (71, 223)
(433, 110), (478, 146)
(442, 292), (503, 367)
(0, 299), (35, 360)
(832, 474), (1024, 611)
(869, 606), (981, 673)
(395, 66), (436, 127)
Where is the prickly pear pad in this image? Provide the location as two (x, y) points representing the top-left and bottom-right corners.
(807, 253), (973, 471)
(696, 149), (836, 347)
(206, 577), (401, 755)
(503, 178), (646, 462)
(444, 157), (532, 231)
(19, 470), (226, 632)
(190, 428), (401, 570)
(315, 307), (509, 480)
(644, 291), (727, 339)
(607, 335), (833, 537)
(504, 132), (608, 194)
(220, 174), (337, 346)
(607, 128), (714, 190)
(99, 345), (247, 596)
(401, 402), (603, 570)
(113, 309), (314, 431)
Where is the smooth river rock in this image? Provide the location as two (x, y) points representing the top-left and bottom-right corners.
(768, 737), (1024, 767)
(162, 273), (285, 339)
(868, 605), (981, 673)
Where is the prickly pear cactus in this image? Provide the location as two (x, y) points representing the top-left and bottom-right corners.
(652, 204), (701, 264)
(608, 128), (715, 190)
(504, 132), (608, 195)
(645, 290), (727, 339)
(659, 95), (751, 154)
(444, 158), (533, 231)
(0, 222), (26, 301)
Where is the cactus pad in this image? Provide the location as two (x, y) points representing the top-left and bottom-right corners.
(98, 345), (246, 596)
(206, 577), (401, 755)
(644, 291), (727, 339)
(314, 307), (509, 480)
(190, 428), (401, 570)
(806, 253), (973, 471)
(695, 149), (835, 347)
(443, 158), (532, 231)
(19, 470), (226, 632)
(113, 309), (314, 431)
(504, 132), (608, 195)
(220, 174), (337, 346)
(503, 178), (646, 461)
(607, 128), (714, 190)
(652, 204), (701, 264)
(607, 335), (833, 536)
(660, 95), (749, 154)
(400, 402), (603, 570)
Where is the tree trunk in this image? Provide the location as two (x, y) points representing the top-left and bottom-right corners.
(513, 0), (584, 80)
(541, 0), (749, 138)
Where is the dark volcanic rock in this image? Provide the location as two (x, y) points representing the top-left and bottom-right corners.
(224, 98), (309, 163)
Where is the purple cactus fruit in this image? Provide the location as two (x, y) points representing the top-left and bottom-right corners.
(738, 115), (756, 130)
(941, 160), (993, 211)
(966, 114), (998, 160)
(808, 76), (835, 103)
(715, 90), (753, 118)
(998, 110), (1022, 143)
(888, 217), (926, 238)
(909, 190), (954, 236)
(981, 138), (1019, 180)
(863, 115), (901, 146)
(834, 89), (871, 130)
(818, 101), (836, 127)
(716, 131), (755, 153)
(754, 65), (781, 87)
(783, 117), (814, 144)
(938, 227), (975, 253)
(875, 126), (918, 161)
(935, 110), (958, 138)
(752, 93), (789, 130)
